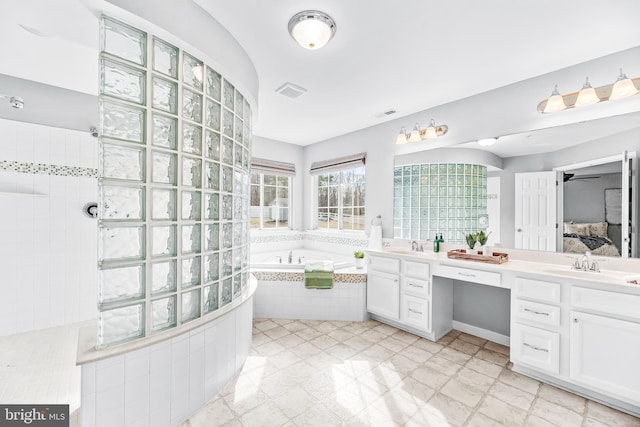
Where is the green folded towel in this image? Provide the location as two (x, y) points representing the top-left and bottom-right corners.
(305, 261), (334, 289)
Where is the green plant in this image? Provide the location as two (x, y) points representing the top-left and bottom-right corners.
(353, 250), (365, 259)
(476, 230), (491, 245)
(465, 233), (477, 249)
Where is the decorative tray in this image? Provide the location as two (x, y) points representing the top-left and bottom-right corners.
(446, 249), (509, 264)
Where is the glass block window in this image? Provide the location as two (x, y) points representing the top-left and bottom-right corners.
(392, 163), (487, 242)
(316, 166), (365, 231)
(97, 16), (252, 348)
(250, 173), (290, 229)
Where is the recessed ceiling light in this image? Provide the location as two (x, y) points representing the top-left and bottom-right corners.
(477, 137), (497, 146)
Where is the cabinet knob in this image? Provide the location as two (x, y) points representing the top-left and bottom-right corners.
(573, 318), (579, 323)
(516, 228), (522, 232)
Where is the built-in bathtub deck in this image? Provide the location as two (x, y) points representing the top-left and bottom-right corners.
(252, 268), (368, 322)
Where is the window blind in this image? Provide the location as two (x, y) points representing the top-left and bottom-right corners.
(310, 152), (366, 175)
(251, 158), (296, 176)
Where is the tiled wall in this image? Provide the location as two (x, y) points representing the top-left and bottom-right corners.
(393, 163), (488, 242)
(0, 118), (98, 335)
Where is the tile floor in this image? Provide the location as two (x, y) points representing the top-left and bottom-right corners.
(1, 319), (638, 427)
(182, 318), (640, 427)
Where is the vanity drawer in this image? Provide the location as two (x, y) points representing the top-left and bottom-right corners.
(404, 260), (430, 278)
(401, 294), (431, 333)
(511, 323), (560, 374)
(572, 287), (640, 321)
(515, 299), (561, 328)
(368, 256), (400, 273)
(403, 277), (430, 298)
(436, 264), (502, 288)
(514, 277), (561, 304)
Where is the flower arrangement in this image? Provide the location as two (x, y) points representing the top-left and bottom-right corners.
(353, 250), (365, 259)
(464, 231), (492, 249)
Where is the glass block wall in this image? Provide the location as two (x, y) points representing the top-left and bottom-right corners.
(393, 164), (487, 242)
(97, 16), (251, 348)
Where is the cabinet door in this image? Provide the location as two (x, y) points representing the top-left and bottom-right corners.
(570, 311), (640, 405)
(401, 294), (431, 332)
(367, 270), (400, 320)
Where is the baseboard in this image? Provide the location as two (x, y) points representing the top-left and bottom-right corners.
(452, 320), (510, 346)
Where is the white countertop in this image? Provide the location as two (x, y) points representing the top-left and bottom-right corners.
(365, 246), (640, 290)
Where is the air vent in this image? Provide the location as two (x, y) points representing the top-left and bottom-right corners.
(374, 109), (397, 118)
(275, 82), (307, 99)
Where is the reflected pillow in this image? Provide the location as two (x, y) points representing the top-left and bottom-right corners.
(565, 222), (590, 235)
(586, 222), (608, 238)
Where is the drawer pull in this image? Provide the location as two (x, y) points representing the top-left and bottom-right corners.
(523, 342), (549, 353)
(524, 308), (550, 317)
(457, 272), (476, 277)
(408, 309), (423, 315)
(408, 283), (424, 288)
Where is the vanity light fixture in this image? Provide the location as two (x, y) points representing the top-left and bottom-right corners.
(574, 77), (600, 107)
(477, 137), (497, 147)
(288, 10), (336, 50)
(395, 119), (449, 145)
(395, 127), (408, 145)
(538, 69), (639, 113)
(543, 85), (567, 113)
(610, 68), (638, 100)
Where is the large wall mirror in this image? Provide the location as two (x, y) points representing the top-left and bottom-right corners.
(394, 111), (640, 258)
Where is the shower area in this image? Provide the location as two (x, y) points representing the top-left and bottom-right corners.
(0, 117), (99, 425)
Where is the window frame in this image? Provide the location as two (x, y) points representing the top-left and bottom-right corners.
(250, 172), (292, 230)
(314, 165), (365, 232)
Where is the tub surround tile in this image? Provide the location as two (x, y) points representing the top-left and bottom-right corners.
(0, 160), (98, 177)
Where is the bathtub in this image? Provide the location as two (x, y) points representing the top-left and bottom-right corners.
(251, 249), (355, 270)
(250, 248), (367, 321)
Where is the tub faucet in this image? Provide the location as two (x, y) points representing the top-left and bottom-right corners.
(581, 251), (591, 271)
(288, 250), (293, 264)
(275, 256), (282, 264)
(298, 256), (305, 264)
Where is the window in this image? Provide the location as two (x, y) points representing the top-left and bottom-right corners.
(316, 165), (365, 231)
(250, 173), (290, 229)
(250, 158), (295, 230)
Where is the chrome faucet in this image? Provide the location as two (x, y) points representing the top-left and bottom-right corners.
(275, 256), (282, 264)
(572, 251), (599, 272)
(411, 241), (418, 251)
(288, 250), (293, 264)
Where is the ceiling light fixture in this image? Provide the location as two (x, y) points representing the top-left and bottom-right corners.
(395, 119), (448, 145)
(288, 10), (336, 50)
(477, 137), (497, 147)
(537, 69), (639, 113)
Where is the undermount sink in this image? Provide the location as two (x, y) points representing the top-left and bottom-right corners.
(543, 268), (630, 282)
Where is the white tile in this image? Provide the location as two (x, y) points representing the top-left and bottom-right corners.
(124, 395), (150, 426)
(95, 385), (125, 415)
(95, 404), (124, 427)
(80, 392), (96, 427)
(96, 356), (125, 391)
(125, 348), (150, 379)
(125, 374), (149, 400)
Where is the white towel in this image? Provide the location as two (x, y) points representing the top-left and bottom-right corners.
(368, 225), (383, 249)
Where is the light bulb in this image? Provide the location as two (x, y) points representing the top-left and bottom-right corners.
(574, 77), (600, 107)
(609, 69), (638, 100)
(408, 124), (421, 142)
(395, 128), (408, 145)
(543, 85), (567, 113)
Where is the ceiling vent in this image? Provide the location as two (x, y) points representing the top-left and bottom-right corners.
(275, 82), (307, 99)
(374, 109), (397, 118)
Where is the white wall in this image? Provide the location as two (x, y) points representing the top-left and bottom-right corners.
(0, 118), (98, 335)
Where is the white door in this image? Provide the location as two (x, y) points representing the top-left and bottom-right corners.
(514, 171), (561, 251)
(570, 311), (640, 405)
(366, 270), (400, 319)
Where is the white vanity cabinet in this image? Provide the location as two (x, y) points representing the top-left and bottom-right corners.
(569, 287), (640, 406)
(511, 277), (562, 374)
(366, 253), (435, 339)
